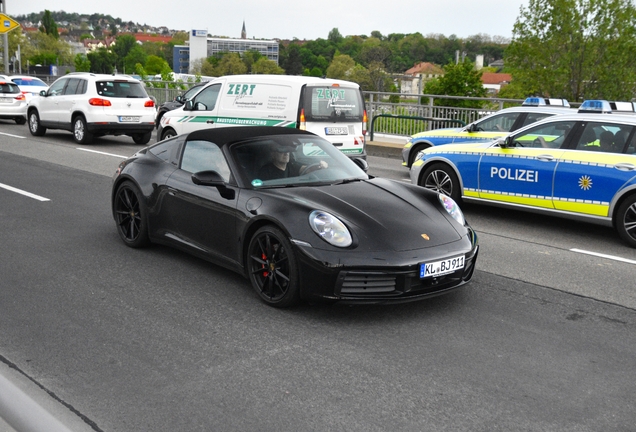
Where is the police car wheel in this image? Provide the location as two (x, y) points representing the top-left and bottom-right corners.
(420, 163), (462, 203)
(616, 194), (636, 248)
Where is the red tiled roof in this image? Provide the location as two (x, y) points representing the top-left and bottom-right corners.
(481, 72), (512, 85)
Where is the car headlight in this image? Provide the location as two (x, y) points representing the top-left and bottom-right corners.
(438, 194), (465, 226)
(309, 211), (352, 247)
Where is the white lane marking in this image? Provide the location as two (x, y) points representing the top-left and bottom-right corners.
(570, 248), (636, 265)
(0, 182), (50, 201)
(0, 132), (26, 139)
(76, 148), (128, 159)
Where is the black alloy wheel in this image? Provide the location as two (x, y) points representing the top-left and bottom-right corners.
(421, 163), (462, 203)
(247, 226), (300, 307)
(616, 194), (636, 248)
(113, 181), (150, 248)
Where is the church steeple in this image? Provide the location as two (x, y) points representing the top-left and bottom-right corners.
(241, 21), (247, 39)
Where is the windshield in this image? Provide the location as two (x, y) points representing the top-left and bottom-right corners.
(11, 77), (48, 87)
(230, 134), (368, 188)
(95, 80), (149, 98)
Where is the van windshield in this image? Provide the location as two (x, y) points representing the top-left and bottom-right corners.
(303, 85), (364, 123)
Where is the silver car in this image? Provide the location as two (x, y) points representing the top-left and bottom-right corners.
(0, 80), (27, 125)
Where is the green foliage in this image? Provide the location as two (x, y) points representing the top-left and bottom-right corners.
(251, 58), (284, 74)
(423, 59), (487, 108)
(87, 48), (117, 73)
(145, 55), (168, 75)
(41, 10), (59, 40)
(124, 45), (148, 75)
(74, 54), (91, 72)
(505, 0), (636, 101)
(326, 54), (356, 80)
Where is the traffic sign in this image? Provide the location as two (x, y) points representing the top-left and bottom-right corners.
(0, 14), (20, 34)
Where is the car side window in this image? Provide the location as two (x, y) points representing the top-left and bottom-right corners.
(47, 78), (68, 96)
(475, 112), (520, 132)
(575, 123), (633, 153)
(511, 121), (576, 148)
(193, 84), (221, 111)
(180, 139), (231, 182)
(63, 78), (81, 95)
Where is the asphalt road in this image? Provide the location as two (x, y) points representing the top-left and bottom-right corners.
(0, 123), (635, 431)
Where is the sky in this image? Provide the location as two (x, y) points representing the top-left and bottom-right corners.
(10, 0), (529, 41)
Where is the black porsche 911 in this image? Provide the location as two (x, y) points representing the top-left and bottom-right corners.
(111, 126), (478, 307)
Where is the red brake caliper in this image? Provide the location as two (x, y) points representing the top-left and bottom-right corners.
(261, 253), (269, 277)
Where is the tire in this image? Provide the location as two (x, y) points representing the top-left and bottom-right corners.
(408, 143), (429, 167)
(420, 163), (462, 203)
(15, 116), (26, 125)
(616, 194), (636, 248)
(28, 110), (46, 136)
(113, 181), (151, 248)
(132, 131), (152, 145)
(247, 226), (300, 308)
(160, 128), (177, 141)
(73, 115), (93, 144)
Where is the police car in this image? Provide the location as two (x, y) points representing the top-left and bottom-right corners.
(409, 100), (636, 248)
(402, 97), (573, 168)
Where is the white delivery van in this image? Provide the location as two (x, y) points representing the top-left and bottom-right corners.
(158, 75), (368, 159)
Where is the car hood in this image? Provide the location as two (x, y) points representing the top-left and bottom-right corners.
(411, 127), (463, 138)
(258, 177), (465, 251)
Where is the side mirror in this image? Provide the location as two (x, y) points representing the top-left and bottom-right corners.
(192, 170), (235, 199)
(175, 95), (184, 103)
(466, 123), (478, 133)
(351, 157), (369, 172)
(184, 100), (193, 111)
(496, 137), (510, 148)
(40, 90), (47, 97)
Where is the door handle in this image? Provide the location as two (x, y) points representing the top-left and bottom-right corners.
(614, 163), (636, 171)
(536, 154), (555, 161)
(206, 120), (215, 124)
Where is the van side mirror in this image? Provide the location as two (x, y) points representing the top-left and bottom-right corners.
(184, 100), (193, 111)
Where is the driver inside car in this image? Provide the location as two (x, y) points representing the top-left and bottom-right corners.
(257, 144), (328, 180)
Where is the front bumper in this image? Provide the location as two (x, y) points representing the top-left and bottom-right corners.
(293, 228), (479, 304)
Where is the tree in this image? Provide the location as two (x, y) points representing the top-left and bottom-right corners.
(505, 0), (636, 101)
(251, 58), (284, 74)
(144, 55), (168, 75)
(328, 28), (343, 45)
(112, 34), (138, 72)
(40, 10), (59, 40)
(74, 54), (91, 72)
(124, 45), (148, 75)
(282, 44), (303, 75)
(326, 54), (356, 80)
(423, 59), (487, 108)
(214, 53), (247, 75)
(87, 47), (117, 73)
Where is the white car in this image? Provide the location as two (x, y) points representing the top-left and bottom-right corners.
(0, 80), (27, 124)
(9, 75), (49, 102)
(27, 73), (156, 145)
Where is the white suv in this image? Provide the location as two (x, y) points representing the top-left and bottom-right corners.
(27, 73), (156, 144)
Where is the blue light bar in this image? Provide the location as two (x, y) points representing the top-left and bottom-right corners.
(578, 100), (613, 114)
(522, 97), (570, 107)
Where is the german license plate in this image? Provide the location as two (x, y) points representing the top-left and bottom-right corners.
(325, 126), (348, 135)
(420, 255), (465, 278)
(0, 98), (9, 103)
(119, 116), (140, 122)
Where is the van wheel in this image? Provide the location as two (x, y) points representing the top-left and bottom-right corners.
(616, 194), (636, 248)
(161, 128), (177, 141)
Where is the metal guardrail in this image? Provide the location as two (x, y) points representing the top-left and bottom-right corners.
(369, 114), (466, 141)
